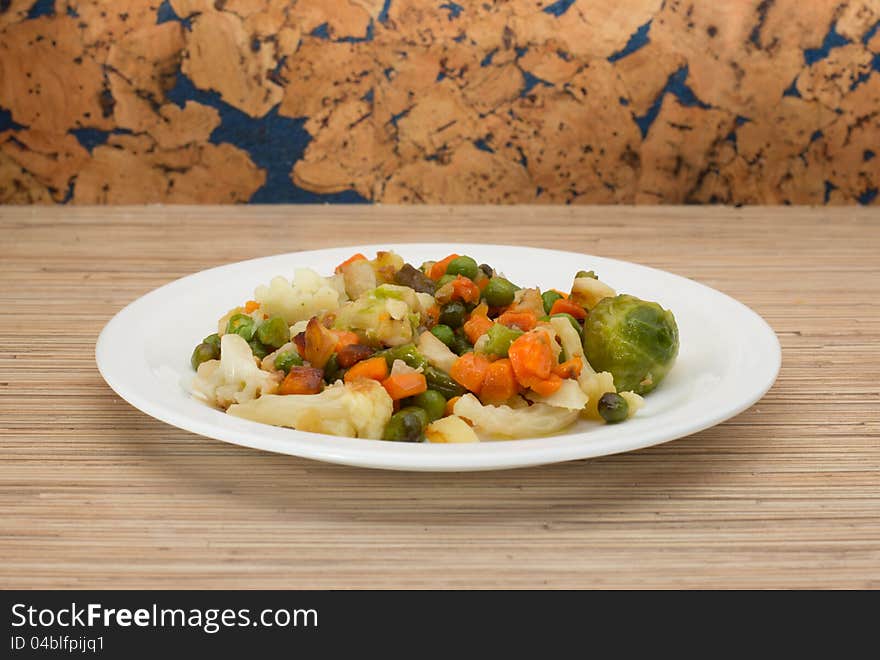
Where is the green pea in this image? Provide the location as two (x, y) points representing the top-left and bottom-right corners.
(445, 255), (479, 279)
(191, 343), (217, 370)
(482, 277), (517, 307)
(203, 333), (221, 352)
(274, 350), (303, 373)
(439, 301), (467, 328)
(256, 316), (289, 349)
(542, 290), (564, 315)
(226, 313), (256, 341)
(424, 366), (466, 399)
(410, 389), (446, 422)
(551, 312), (583, 339)
(437, 273), (456, 288)
(382, 407), (429, 442)
(598, 392), (629, 424)
(483, 323), (523, 357)
(430, 324), (455, 347)
(248, 339), (270, 359)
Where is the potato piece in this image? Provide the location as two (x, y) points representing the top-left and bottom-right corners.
(417, 330), (458, 373)
(570, 276), (615, 311)
(425, 415), (480, 443)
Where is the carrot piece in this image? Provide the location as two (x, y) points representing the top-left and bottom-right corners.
(530, 374), (563, 397)
(331, 330), (360, 352)
(476, 276), (490, 291)
(303, 317), (338, 369)
(279, 367), (324, 395)
(335, 253), (367, 274)
(549, 298), (587, 320)
(480, 359), (517, 405)
(450, 275), (481, 303)
(508, 332), (554, 387)
(463, 313), (494, 345)
(497, 310), (537, 332)
(382, 372), (428, 400)
(244, 300), (260, 313)
(445, 396), (462, 416)
(344, 356), (389, 384)
(429, 254), (459, 280)
(449, 353), (491, 394)
(553, 357), (583, 380)
(425, 304), (441, 328)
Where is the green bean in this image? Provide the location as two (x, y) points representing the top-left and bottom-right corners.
(445, 255), (479, 279)
(483, 323), (523, 357)
(323, 353), (342, 383)
(226, 313), (256, 341)
(409, 389), (446, 422)
(439, 301), (467, 328)
(542, 290), (564, 315)
(382, 407), (429, 442)
(551, 312), (583, 340)
(451, 335), (473, 356)
(598, 392), (629, 424)
(255, 316), (290, 349)
(482, 277), (517, 307)
(375, 344), (428, 370)
(424, 366), (465, 399)
(430, 324), (455, 347)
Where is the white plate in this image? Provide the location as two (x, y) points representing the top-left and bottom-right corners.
(96, 244), (780, 472)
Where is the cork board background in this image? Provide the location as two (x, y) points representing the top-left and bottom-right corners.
(1, 0), (879, 205)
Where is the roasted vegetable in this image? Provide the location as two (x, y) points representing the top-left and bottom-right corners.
(583, 294), (679, 394)
(192, 334), (280, 408)
(394, 263), (436, 294)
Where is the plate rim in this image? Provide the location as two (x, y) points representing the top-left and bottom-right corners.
(95, 242), (782, 471)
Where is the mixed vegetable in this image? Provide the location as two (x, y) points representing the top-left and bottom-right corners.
(190, 251), (679, 443)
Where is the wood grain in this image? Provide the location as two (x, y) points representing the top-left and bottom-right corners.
(0, 205), (878, 589)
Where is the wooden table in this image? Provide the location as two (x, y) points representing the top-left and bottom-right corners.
(1, 206), (878, 589)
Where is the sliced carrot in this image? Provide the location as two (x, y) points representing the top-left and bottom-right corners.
(497, 310), (537, 332)
(508, 331), (554, 387)
(450, 275), (481, 303)
(429, 254), (459, 280)
(463, 314), (494, 345)
(549, 298), (587, 320)
(445, 396), (462, 416)
(279, 367), (324, 395)
(530, 374), (563, 397)
(476, 275), (490, 291)
(331, 330), (360, 352)
(449, 353), (491, 394)
(244, 300), (260, 313)
(553, 357), (583, 380)
(480, 358), (517, 405)
(344, 356), (389, 383)
(382, 372), (428, 400)
(335, 253), (367, 274)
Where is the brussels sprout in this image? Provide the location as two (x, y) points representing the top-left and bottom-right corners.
(583, 294), (679, 395)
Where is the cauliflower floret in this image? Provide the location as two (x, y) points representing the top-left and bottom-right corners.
(227, 378), (393, 439)
(453, 394), (579, 439)
(192, 334), (280, 409)
(254, 268), (342, 325)
(526, 379), (588, 410)
(550, 316), (617, 419)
